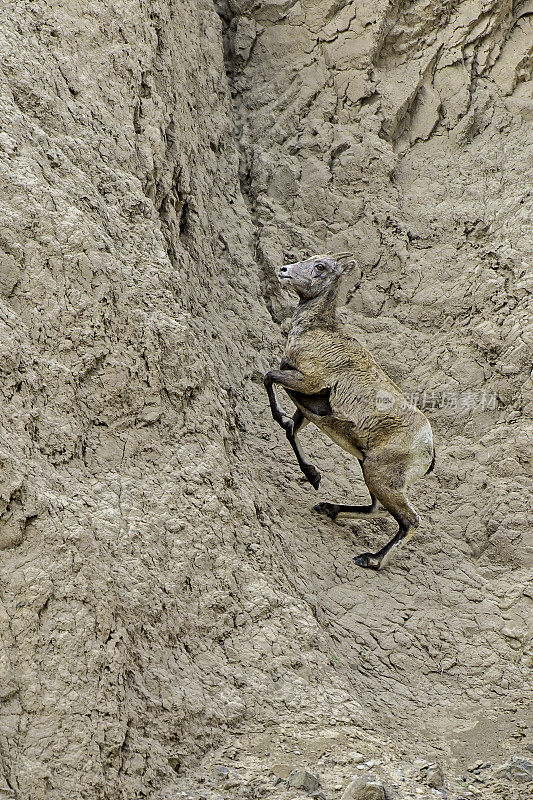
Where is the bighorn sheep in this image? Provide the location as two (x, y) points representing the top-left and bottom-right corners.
(264, 253), (435, 570)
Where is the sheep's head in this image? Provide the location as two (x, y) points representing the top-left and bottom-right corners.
(278, 253), (355, 300)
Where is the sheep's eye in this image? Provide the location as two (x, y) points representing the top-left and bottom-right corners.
(315, 262), (326, 271)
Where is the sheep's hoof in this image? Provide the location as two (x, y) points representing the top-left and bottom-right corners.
(304, 465), (321, 490)
(313, 502), (338, 520)
(354, 552), (382, 570)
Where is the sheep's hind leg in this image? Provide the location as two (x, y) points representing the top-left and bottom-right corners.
(353, 515), (417, 570)
(286, 410), (321, 489)
(314, 493), (382, 520)
(354, 461), (420, 570)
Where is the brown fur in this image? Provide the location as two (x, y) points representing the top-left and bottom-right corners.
(264, 254), (435, 570)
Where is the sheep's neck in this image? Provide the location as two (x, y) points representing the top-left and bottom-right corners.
(292, 284), (340, 334)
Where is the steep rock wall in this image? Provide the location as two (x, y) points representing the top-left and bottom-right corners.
(0, 1), (531, 799)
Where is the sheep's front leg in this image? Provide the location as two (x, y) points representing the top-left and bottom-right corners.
(264, 369), (323, 489)
(264, 371), (294, 433)
(264, 369), (323, 433)
(287, 410), (321, 489)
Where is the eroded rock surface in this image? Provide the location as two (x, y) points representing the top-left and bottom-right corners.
(0, 1), (531, 799)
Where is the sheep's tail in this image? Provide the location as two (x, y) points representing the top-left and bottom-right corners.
(426, 448), (436, 475)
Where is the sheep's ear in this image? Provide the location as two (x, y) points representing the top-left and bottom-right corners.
(334, 252), (356, 270)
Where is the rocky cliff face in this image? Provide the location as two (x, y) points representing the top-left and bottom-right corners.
(0, 2), (531, 799)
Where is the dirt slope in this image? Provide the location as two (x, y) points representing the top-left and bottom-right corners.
(0, 1), (531, 799)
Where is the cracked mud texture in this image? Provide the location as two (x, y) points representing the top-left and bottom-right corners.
(0, 1), (531, 799)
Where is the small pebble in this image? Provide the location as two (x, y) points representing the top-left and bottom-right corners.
(495, 756), (533, 783)
(287, 770), (321, 794)
(340, 775), (387, 800)
(424, 763), (444, 788)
